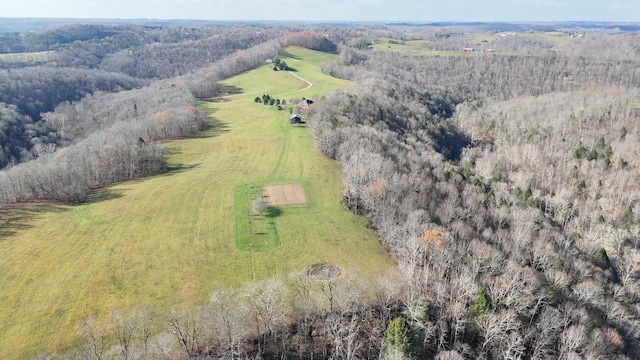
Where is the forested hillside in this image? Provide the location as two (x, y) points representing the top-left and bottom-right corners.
(303, 29), (640, 359)
(0, 22), (293, 170)
(134, 28), (639, 359)
(0, 21), (340, 173)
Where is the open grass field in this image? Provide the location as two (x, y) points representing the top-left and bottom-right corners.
(371, 37), (498, 56)
(0, 46), (395, 359)
(370, 38), (453, 55)
(371, 31), (574, 56)
(0, 51), (55, 63)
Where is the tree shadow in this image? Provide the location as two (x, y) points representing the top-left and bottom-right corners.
(0, 204), (67, 238)
(207, 97), (231, 103)
(165, 146), (183, 155)
(84, 188), (125, 204)
(163, 163), (202, 175)
(221, 85), (243, 95)
(199, 85), (243, 101)
(280, 50), (302, 60)
(192, 119), (230, 139)
(158, 118), (229, 176)
(434, 129), (472, 163)
(266, 207), (283, 218)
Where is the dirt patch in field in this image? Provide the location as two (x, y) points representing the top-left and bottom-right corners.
(305, 262), (343, 280)
(263, 184), (306, 205)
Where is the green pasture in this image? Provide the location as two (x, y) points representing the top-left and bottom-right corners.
(234, 182), (281, 252)
(0, 46), (394, 359)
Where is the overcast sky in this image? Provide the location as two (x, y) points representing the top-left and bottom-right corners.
(1, 0), (638, 22)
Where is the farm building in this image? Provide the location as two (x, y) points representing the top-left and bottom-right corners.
(289, 114), (303, 124)
(297, 99), (314, 110)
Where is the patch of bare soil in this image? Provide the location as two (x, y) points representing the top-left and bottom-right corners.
(263, 184), (306, 205)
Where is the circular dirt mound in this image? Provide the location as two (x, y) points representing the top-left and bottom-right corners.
(305, 262), (342, 280)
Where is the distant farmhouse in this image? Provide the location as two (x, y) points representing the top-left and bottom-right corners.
(297, 99), (314, 110)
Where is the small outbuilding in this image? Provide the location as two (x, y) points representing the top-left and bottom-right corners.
(289, 114), (303, 124)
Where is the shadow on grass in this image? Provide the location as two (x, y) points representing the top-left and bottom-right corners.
(192, 120), (230, 139)
(163, 162), (202, 176)
(280, 50), (303, 60)
(165, 146), (183, 155)
(162, 119), (228, 172)
(0, 204), (67, 238)
(266, 207), (283, 218)
(84, 188), (125, 204)
(222, 85), (243, 96)
(200, 85), (244, 100)
(207, 97), (231, 103)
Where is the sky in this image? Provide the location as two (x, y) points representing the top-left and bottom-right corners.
(1, 0), (638, 22)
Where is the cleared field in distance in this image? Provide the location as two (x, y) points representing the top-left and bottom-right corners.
(371, 37), (494, 55)
(0, 51), (55, 63)
(371, 31), (574, 55)
(0, 46), (394, 359)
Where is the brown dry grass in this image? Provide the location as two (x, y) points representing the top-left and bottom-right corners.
(263, 184), (306, 205)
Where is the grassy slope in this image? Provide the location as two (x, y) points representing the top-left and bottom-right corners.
(0, 46), (394, 359)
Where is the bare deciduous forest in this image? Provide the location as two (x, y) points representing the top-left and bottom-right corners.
(1, 20), (639, 359)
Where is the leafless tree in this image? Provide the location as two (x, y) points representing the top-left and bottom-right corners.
(80, 315), (107, 360)
(559, 325), (587, 358)
(243, 277), (288, 351)
(110, 310), (136, 360)
(165, 306), (207, 357)
(209, 289), (247, 359)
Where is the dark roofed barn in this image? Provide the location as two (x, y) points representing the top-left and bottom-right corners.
(289, 114), (303, 124)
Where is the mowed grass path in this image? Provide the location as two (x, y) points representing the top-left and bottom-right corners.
(0, 46), (394, 359)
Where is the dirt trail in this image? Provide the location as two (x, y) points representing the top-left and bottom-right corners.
(288, 71), (312, 91)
